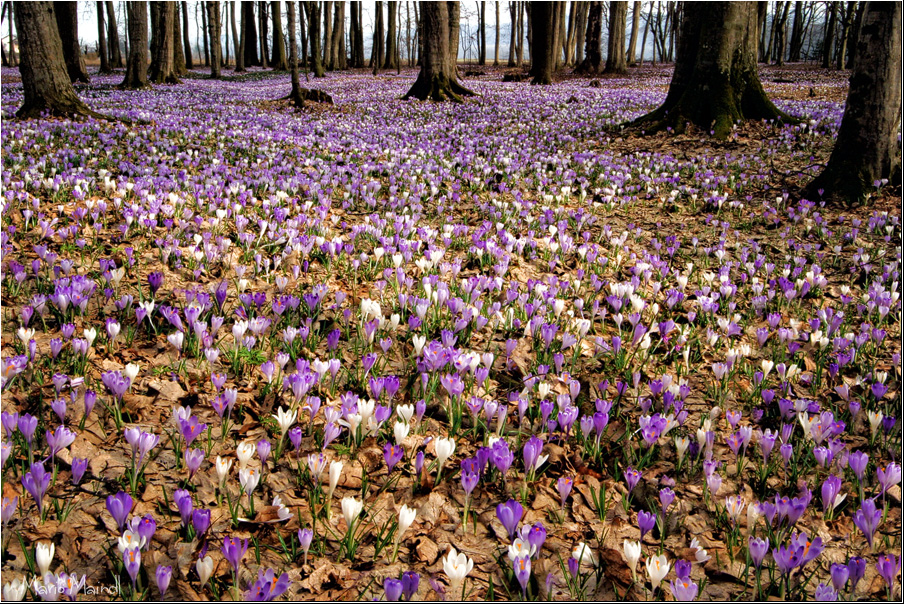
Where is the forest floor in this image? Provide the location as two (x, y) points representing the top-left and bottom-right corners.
(0, 64), (901, 602)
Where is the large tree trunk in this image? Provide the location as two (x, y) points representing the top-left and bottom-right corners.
(106, 1), (123, 67)
(384, 1), (398, 69)
(322, 0), (332, 66)
(305, 1), (325, 76)
(148, 1), (179, 83)
(555, 0), (567, 70)
(242, 1), (258, 65)
(803, 2), (901, 204)
(529, 1), (556, 83)
(122, 1), (150, 89)
(270, 1), (288, 69)
(507, 1), (517, 66)
(258, 1), (269, 67)
(448, 0), (461, 73)
(331, 1), (346, 70)
(55, 2), (89, 83)
(350, 0), (362, 67)
(97, 1), (112, 74)
(404, 1), (475, 100)
(605, 1), (628, 74)
(173, 2), (187, 74)
(14, 1), (102, 118)
(230, 0), (240, 70)
(627, 1), (641, 65)
(207, 1), (222, 77)
(371, 1), (384, 73)
(575, 0), (602, 74)
(632, 2), (794, 139)
(845, 1), (865, 68)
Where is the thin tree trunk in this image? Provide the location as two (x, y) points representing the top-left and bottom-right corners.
(494, 0), (500, 65)
(6, 2), (15, 66)
(846, 1), (865, 68)
(836, 1), (854, 69)
(555, 0), (567, 70)
(448, 0), (460, 73)
(97, 2), (112, 73)
(259, 1), (269, 67)
(207, 1), (222, 77)
(822, 1), (837, 68)
(173, 1), (186, 74)
(479, 0), (487, 65)
(517, 1), (524, 67)
(372, 0), (384, 73)
(201, 0), (210, 66)
(305, 1), (324, 75)
(507, 1), (516, 66)
(106, 1), (123, 67)
(788, 1), (803, 61)
(332, 1), (346, 69)
(15, 1), (102, 118)
(627, 1), (640, 65)
(384, 1), (398, 69)
(56, 2), (90, 82)
(322, 0), (332, 66)
(639, 0), (651, 65)
(287, 0), (333, 104)
(231, 0), (241, 69)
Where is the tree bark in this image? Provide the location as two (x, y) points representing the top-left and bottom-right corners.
(258, 1), (269, 67)
(478, 0), (486, 65)
(149, 1), (179, 83)
(846, 0), (865, 68)
(55, 2), (89, 83)
(349, 1), (363, 67)
(555, 1), (567, 70)
(404, 1), (475, 100)
(507, 1), (517, 66)
(230, 0), (240, 69)
(632, 1), (795, 139)
(804, 2), (901, 204)
(331, 1), (346, 70)
(97, 2), (112, 73)
(304, 1), (325, 76)
(382, 1), (397, 69)
(822, 1), (837, 69)
(639, 0), (651, 64)
(5, 2), (15, 66)
(529, 1), (556, 83)
(173, 2), (187, 74)
(494, 0), (500, 65)
(121, 1), (150, 88)
(14, 1), (102, 118)
(287, 0), (333, 105)
(270, 1), (288, 68)
(576, 0), (602, 74)
(448, 0), (460, 72)
(242, 1), (258, 65)
(605, 1), (628, 74)
(106, 1), (122, 67)
(627, 1), (640, 65)
(207, 1), (222, 77)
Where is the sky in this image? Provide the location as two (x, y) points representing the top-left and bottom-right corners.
(69, 1), (650, 64)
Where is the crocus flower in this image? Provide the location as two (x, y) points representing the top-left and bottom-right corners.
(384, 577), (404, 601)
(442, 546), (473, 596)
(513, 555), (531, 595)
(814, 583), (838, 601)
(646, 554), (670, 590)
(246, 569), (291, 601)
(848, 556), (866, 591)
(638, 510), (657, 541)
(748, 537), (769, 568)
(156, 565), (173, 597)
(496, 499), (523, 540)
(829, 563), (849, 592)
(401, 571), (419, 601)
(123, 547), (141, 585)
(106, 491), (133, 531)
(22, 461), (52, 515)
(384, 443), (404, 473)
(670, 577), (699, 601)
(222, 537), (249, 574)
(852, 498), (882, 549)
(876, 554), (901, 594)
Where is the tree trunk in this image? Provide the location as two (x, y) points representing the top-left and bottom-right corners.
(287, 0), (333, 105)
(270, 1), (288, 68)
(121, 1), (150, 88)
(846, 0), (865, 68)
(639, 0), (651, 65)
(517, 1), (524, 66)
(258, 1), (269, 67)
(448, 0), (461, 73)
(835, 1), (854, 69)
(172, 2), (186, 74)
(55, 2), (89, 83)
(804, 2), (901, 204)
(230, 0), (240, 69)
(576, 0), (602, 74)
(507, 1), (516, 66)
(773, 0), (791, 65)
(241, 2), (257, 65)
(5, 2), (16, 67)
(529, 1), (556, 83)
(304, 1), (325, 76)
(605, 1), (628, 74)
(632, 1), (795, 139)
(627, 1), (640, 65)
(148, 1), (179, 83)
(349, 0), (362, 67)
(574, 0), (588, 64)
(383, 1), (397, 69)
(200, 0), (210, 65)
(371, 1), (384, 73)
(404, 1), (475, 100)
(97, 2), (112, 73)
(105, 1), (122, 67)
(331, 1), (346, 70)
(555, 1), (567, 70)
(822, 1), (837, 68)
(494, 0), (500, 65)
(207, 1), (222, 77)
(788, 1), (803, 61)
(14, 2), (101, 118)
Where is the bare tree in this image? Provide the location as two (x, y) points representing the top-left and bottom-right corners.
(122, 1), (149, 88)
(286, 0), (333, 105)
(627, 1), (640, 65)
(575, 0), (602, 74)
(404, 1), (475, 100)
(207, 1), (222, 77)
(106, 1), (123, 67)
(530, 1), (556, 83)
(149, 1), (179, 83)
(271, 1), (288, 68)
(56, 2), (89, 82)
(804, 2), (901, 203)
(14, 1), (102, 118)
(242, 1), (258, 65)
(385, 1), (399, 69)
(605, 1), (628, 74)
(304, 1), (325, 76)
(97, 2), (112, 74)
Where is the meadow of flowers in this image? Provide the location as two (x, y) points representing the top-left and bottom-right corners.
(0, 65), (900, 602)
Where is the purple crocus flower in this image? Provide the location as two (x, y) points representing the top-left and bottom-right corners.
(400, 571), (420, 601)
(384, 443), (404, 473)
(184, 447), (205, 479)
(670, 578), (699, 601)
(623, 467), (642, 492)
(71, 457), (89, 485)
(21, 461), (52, 514)
(173, 489), (193, 527)
(513, 555), (531, 594)
(257, 439), (271, 466)
(813, 583), (838, 601)
(135, 514), (156, 547)
(123, 547), (141, 585)
(852, 498), (882, 548)
(829, 563), (849, 592)
(179, 417), (207, 447)
(17, 413), (38, 445)
(638, 510), (657, 541)
(297, 527), (313, 563)
(773, 543), (802, 575)
(461, 469), (479, 496)
(222, 536), (248, 574)
(384, 577), (404, 601)
(876, 554), (901, 593)
(848, 451), (869, 485)
(526, 522), (546, 555)
(877, 462), (902, 494)
(748, 536), (769, 568)
(496, 499), (523, 540)
(674, 559), (692, 580)
(522, 435), (543, 474)
(848, 556), (866, 591)
(556, 476), (573, 508)
(246, 569), (291, 601)
(192, 509), (211, 536)
(155, 565), (173, 597)
(106, 491), (134, 531)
